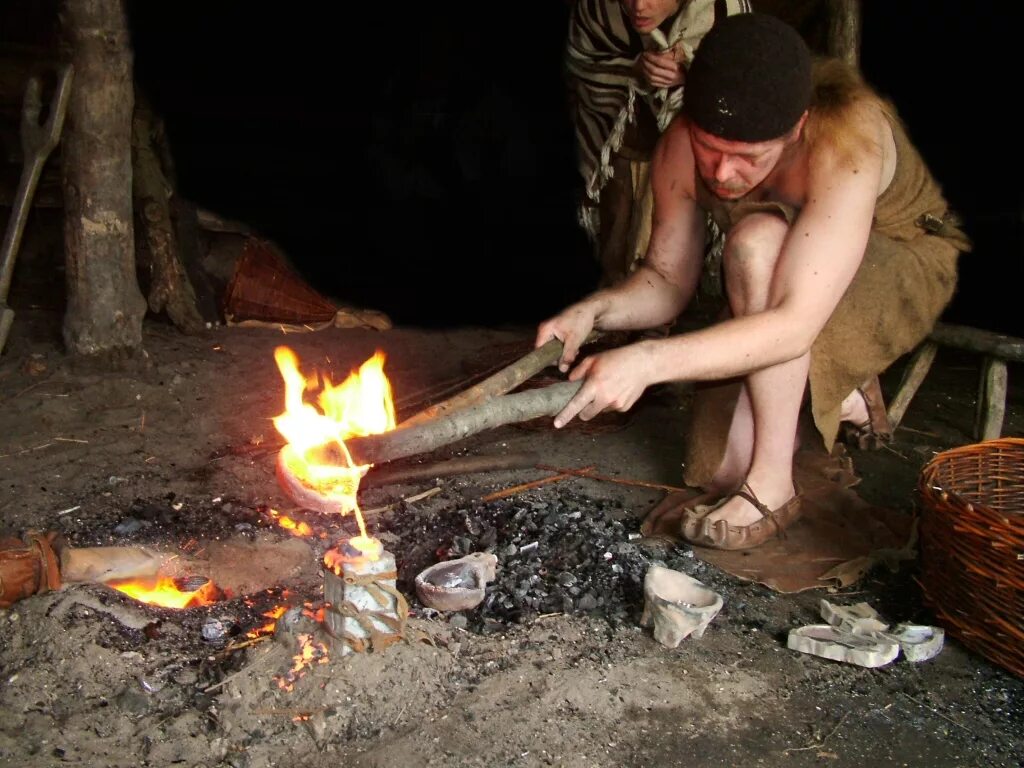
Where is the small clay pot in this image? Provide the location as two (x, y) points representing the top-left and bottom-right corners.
(640, 566), (723, 648)
(415, 552), (498, 612)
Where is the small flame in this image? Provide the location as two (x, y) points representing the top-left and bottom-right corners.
(324, 537), (384, 575)
(247, 604), (288, 638)
(272, 346), (394, 551)
(275, 633), (329, 691)
(107, 577), (216, 609)
(267, 508), (314, 537)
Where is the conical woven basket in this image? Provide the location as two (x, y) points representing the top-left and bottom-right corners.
(222, 239), (337, 324)
(917, 437), (1024, 677)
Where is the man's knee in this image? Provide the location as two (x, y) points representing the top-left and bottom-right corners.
(723, 214), (789, 313)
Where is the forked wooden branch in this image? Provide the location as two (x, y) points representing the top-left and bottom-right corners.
(399, 332), (601, 428)
(347, 381), (582, 466)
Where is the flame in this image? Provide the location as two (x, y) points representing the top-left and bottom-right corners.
(107, 577), (217, 609)
(272, 346), (395, 551)
(275, 633), (329, 691)
(267, 508), (314, 537)
(247, 604), (288, 638)
(324, 537), (383, 575)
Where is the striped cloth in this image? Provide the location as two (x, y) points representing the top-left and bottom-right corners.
(566, 0), (751, 236)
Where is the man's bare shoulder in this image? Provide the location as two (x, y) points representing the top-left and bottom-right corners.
(652, 116), (697, 199)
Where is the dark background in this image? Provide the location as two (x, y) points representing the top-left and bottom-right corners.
(4, 2), (1021, 334)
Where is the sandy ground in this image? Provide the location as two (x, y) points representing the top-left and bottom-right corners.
(0, 295), (1022, 767)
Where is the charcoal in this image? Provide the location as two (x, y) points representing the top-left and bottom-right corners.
(376, 489), (696, 632)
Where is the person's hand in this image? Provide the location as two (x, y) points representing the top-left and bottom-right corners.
(638, 50), (684, 89)
(553, 342), (655, 428)
(535, 303), (598, 373)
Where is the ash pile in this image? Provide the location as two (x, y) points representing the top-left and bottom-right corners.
(377, 490), (720, 633)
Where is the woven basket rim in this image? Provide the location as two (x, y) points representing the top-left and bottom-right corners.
(918, 437), (1024, 516)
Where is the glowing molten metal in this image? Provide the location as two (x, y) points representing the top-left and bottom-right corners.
(108, 577), (216, 609)
(272, 346), (395, 555)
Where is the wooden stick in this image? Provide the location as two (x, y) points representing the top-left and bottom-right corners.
(398, 333), (600, 428)
(976, 356), (1008, 441)
(346, 381), (582, 467)
(479, 466), (596, 502)
(361, 486), (442, 516)
(534, 464), (687, 493)
(394, 349), (529, 417)
(930, 322), (1024, 362)
(362, 452), (540, 488)
(887, 341), (937, 430)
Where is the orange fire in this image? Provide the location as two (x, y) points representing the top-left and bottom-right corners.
(267, 508), (315, 538)
(107, 576), (217, 609)
(272, 346), (395, 553)
(275, 633), (329, 691)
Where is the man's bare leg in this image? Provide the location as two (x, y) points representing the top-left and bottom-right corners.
(703, 214), (803, 528)
(839, 388), (870, 426)
(708, 386), (753, 494)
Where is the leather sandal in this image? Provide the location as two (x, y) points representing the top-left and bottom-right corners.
(641, 489), (723, 542)
(683, 482), (803, 551)
(680, 495), (731, 542)
(840, 375), (893, 450)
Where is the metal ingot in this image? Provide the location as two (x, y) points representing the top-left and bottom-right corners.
(889, 623), (945, 662)
(787, 624), (900, 668)
(640, 566), (723, 648)
(415, 552), (498, 612)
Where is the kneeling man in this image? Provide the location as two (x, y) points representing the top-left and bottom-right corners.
(536, 13), (969, 550)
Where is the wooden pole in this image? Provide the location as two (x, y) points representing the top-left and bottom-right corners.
(132, 90), (204, 333)
(60, 0), (147, 357)
(825, 0), (861, 67)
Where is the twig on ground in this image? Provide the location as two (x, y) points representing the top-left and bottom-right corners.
(894, 425), (940, 438)
(0, 442), (53, 459)
(203, 645), (282, 693)
(534, 464), (687, 493)
(479, 466), (596, 502)
(218, 634), (272, 655)
(899, 692), (973, 734)
(362, 452), (540, 488)
(880, 442), (909, 460)
(1, 380), (46, 403)
(362, 486), (443, 516)
(783, 712), (851, 753)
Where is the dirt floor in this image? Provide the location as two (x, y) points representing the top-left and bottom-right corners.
(1, 291), (1022, 767)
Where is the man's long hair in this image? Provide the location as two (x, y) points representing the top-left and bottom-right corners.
(803, 59), (896, 168)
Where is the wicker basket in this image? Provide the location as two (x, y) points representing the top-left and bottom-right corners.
(917, 438), (1024, 677)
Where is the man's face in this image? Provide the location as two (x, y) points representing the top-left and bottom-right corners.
(620, 0), (682, 34)
(689, 124), (787, 200)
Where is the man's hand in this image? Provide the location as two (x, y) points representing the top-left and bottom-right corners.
(639, 50), (684, 90)
(535, 303), (600, 373)
(553, 342), (655, 428)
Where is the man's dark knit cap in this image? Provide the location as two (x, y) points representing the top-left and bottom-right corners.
(684, 13), (812, 142)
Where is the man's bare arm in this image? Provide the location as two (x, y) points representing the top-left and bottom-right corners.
(536, 120), (705, 370)
(643, 109), (887, 384)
